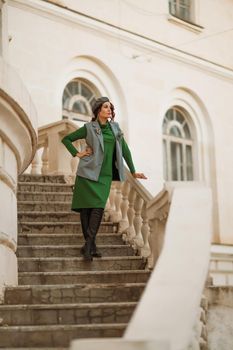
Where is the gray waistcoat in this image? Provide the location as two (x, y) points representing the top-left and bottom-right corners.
(77, 120), (125, 182)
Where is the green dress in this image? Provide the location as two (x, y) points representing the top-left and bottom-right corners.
(62, 121), (135, 212)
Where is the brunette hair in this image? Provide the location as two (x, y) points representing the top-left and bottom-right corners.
(92, 102), (115, 121)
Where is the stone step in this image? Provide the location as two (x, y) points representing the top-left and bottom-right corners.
(4, 283), (146, 305)
(18, 233), (123, 245)
(17, 245), (135, 258)
(210, 252), (233, 260)
(5, 348), (67, 350)
(0, 323), (126, 347)
(18, 212), (81, 223)
(18, 174), (68, 184)
(18, 257), (146, 272)
(17, 192), (72, 202)
(18, 182), (73, 193)
(0, 302), (137, 326)
(18, 222), (118, 234)
(209, 259), (233, 271)
(18, 201), (72, 212)
(209, 270), (233, 286)
(18, 270), (150, 285)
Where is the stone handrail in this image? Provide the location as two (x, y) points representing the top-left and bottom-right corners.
(28, 120), (86, 181)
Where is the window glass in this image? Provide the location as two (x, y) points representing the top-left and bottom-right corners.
(169, 0), (192, 22)
(62, 80), (99, 122)
(163, 108), (194, 181)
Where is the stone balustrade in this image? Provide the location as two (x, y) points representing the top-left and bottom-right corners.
(105, 174), (169, 270)
(0, 57), (37, 300)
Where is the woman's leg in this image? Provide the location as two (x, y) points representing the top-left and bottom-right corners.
(83, 208), (104, 261)
(80, 208), (91, 254)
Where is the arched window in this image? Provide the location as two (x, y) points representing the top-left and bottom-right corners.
(62, 79), (99, 122)
(163, 108), (194, 181)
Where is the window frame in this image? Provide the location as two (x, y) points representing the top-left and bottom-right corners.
(163, 107), (195, 182)
(62, 79), (99, 123)
(169, 0), (194, 23)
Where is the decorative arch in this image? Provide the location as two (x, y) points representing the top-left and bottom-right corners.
(159, 86), (219, 241)
(56, 55), (128, 130)
(163, 107), (194, 181)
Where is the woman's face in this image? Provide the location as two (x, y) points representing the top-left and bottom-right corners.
(98, 102), (112, 120)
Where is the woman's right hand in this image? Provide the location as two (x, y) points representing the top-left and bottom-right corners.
(76, 147), (93, 158)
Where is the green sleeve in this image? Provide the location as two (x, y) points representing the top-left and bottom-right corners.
(61, 125), (87, 157)
(122, 137), (136, 174)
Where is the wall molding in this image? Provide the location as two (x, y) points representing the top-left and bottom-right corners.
(0, 166), (17, 193)
(0, 231), (16, 253)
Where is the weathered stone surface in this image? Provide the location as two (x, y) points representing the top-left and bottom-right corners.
(18, 256), (146, 272)
(18, 174), (67, 183)
(18, 233), (123, 245)
(0, 324), (126, 347)
(17, 245), (135, 258)
(17, 191), (73, 202)
(0, 302), (136, 326)
(18, 212), (81, 223)
(18, 222), (118, 233)
(18, 270), (150, 285)
(18, 201), (72, 212)
(5, 283), (146, 305)
(18, 182), (73, 193)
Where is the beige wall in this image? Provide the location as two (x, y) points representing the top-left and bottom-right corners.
(60, 0), (233, 69)
(6, 0), (233, 244)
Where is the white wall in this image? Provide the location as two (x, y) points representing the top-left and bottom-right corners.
(6, 0), (233, 244)
(60, 0), (233, 69)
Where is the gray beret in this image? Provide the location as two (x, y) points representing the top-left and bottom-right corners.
(92, 96), (110, 114)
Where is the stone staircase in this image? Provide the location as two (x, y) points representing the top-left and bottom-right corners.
(0, 174), (150, 349)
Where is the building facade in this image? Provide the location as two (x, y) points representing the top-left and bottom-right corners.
(6, 0), (233, 244)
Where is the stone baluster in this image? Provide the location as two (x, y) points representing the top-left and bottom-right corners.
(104, 198), (111, 221)
(118, 180), (130, 233)
(106, 181), (116, 221)
(124, 184), (136, 243)
(147, 218), (158, 269)
(133, 193), (144, 251)
(109, 181), (122, 223)
(31, 149), (40, 175)
(41, 144), (49, 175)
(140, 201), (151, 258)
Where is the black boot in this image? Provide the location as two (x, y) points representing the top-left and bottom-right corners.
(83, 238), (93, 261)
(80, 209), (91, 255)
(84, 208), (104, 260)
(92, 242), (102, 258)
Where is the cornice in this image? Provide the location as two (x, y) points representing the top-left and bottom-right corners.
(9, 0), (233, 82)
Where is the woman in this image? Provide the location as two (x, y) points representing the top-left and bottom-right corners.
(62, 96), (147, 261)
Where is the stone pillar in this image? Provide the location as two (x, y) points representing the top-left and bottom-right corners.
(0, 0), (8, 59)
(0, 56), (37, 301)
